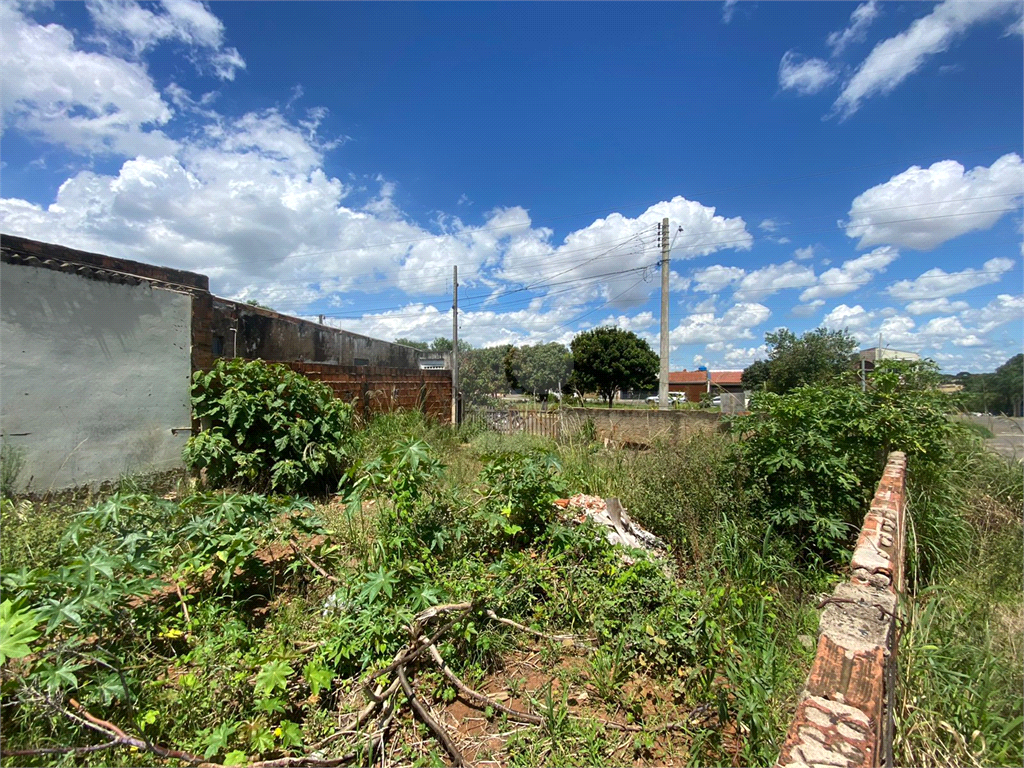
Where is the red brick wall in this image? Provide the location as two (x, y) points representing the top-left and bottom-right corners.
(776, 452), (907, 768)
(286, 362), (452, 424)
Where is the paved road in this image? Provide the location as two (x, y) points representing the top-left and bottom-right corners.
(961, 415), (1024, 462)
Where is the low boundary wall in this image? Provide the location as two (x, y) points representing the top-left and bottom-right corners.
(287, 362), (452, 424)
(560, 407), (724, 445)
(776, 451), (908, 768)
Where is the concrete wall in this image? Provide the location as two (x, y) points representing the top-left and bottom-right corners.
(776, 452), (908, 768)
(561, 407), (724, 446)
(205, 298), (422, 369)
(1, 260), (193, 493)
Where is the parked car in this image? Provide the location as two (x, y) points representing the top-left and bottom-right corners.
(646, 394), (688, 404)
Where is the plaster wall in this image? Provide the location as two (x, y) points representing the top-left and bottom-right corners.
(1, 262), (192, 492)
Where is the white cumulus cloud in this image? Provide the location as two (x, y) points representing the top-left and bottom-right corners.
(886, 257), (1016, 300)
(800, 246), (898, 301)
(669, 302), (771, 346)
(0, 2), (178, 156)
(844, 153), (1024, 250)
(778, 51), (838, 95)
(733, 260), (817, 301)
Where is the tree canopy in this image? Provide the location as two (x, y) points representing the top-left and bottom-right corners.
(742, 327), (858, 394)
(569, 327), (659, 408)
(460, 344), (513, 405)
(956, 354), (1023, 415)
(504, 343), (572, 402)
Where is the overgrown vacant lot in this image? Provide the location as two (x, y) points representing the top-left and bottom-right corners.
(2, 361), (1021, 767)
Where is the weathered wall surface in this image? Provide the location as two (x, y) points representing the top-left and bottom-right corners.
(206, 299), (422, 369)
(288, 362), (452, 423)
(561, 407), (724, 445)
(0, 234), (449, 492)
(776, 452), (908, 768)
(1, 260), (193, 492)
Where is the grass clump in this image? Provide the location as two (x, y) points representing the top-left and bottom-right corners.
(895, 433), (1024, 767)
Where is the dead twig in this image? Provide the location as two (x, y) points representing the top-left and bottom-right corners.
(290, 540), (341, 583)
(174, 581), (192, 625)
(397, 665), (469, 768)
(427, 644), (543, 725)
(65, 698), (207, 764)
(483, 610), (595, 649)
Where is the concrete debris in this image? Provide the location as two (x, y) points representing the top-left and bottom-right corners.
(556, 494), (668, 555)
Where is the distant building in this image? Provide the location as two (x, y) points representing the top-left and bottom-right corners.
(858, 347), (920, 368)
(668, 369), (744, 403)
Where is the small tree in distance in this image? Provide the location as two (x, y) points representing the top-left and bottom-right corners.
(742, 327), (858, 394)
(504, 342), (573, 404)
(570, 327), (659, 408)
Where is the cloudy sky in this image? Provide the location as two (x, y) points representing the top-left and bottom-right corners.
(1, 0), (1021, 372)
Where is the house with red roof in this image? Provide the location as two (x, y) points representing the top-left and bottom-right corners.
(668, 369), (745, 404)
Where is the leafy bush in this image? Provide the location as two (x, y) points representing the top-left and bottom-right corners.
(184, 359), (355, 495)
(733, 362), (956, 559)
(477, 452), (566, 545)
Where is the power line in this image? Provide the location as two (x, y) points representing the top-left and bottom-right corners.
(206, 143), (1020, 268)
(256, 199), (1023, 317)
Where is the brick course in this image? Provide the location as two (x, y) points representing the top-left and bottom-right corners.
(776, 451), (907, 768)
(287, 362), (452, 423)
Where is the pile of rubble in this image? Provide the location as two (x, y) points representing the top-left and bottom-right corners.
(555, 494), (667, 556)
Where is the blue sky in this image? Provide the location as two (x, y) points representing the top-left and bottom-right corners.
(2, 0), (1022, 372)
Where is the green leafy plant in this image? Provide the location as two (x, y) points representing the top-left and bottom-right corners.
(477, 452), (565, 545)
(0, 599), (40, 664)
(733, 361), (956, 558)
(185, 359), (355, 495)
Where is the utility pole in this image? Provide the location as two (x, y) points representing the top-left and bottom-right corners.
(451, 265), (460, 426)
(658, 217), (671, 410)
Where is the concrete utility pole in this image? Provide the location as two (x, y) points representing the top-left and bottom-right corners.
(451, 265), (460, 426)
(658, 217), (671, 410)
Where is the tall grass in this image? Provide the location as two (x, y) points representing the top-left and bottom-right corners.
(896, 432), (1024, 767)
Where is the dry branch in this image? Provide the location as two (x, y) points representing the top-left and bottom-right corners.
(426, 644), (543, 725)
(290, 540), (341, 583)
(397, 665), (468, 768)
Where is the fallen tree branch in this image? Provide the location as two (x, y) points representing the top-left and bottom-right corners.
(290, 540), (341, 583)
(397, 665), (468, 768)
(427, 644), (543, 726)
(3, 739), (121, 756)
(483, 610), (595, 649)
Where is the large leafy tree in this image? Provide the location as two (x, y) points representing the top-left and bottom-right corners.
(569, 327), (659, 408)
(460, 344), (513, 405)
(742, 327), (858, 394)
(958, 354), (1024, 414)
(504, 342), (573, 403)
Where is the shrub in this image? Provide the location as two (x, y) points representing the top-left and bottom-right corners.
(476, 452), (566, 545)
(184, 359), (354, 495)
(733, 361), (956, 559)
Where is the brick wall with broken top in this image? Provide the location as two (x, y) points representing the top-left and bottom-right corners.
(776, 451), (907, 768)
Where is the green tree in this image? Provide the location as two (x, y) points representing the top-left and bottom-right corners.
(504, 343), (572, 403)
(993, 353), (1023, 416)
(460, 344), (513, 405)
(734, 360), (956, 560)
(569, 327), (659, 408)
(743, 327), (858, 394)
(741, 359), (772, 391)
(394, 338), (430, 351)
